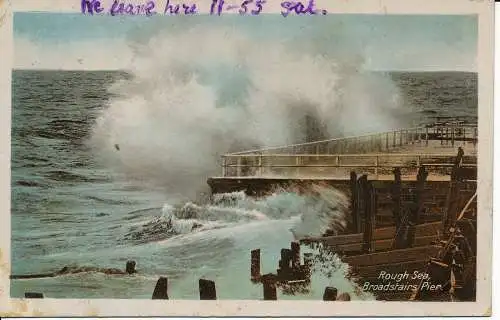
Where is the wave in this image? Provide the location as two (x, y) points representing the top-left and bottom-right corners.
(89, 23), (406, 198)
(122, 183), (347, 245)
(44, 170), (109, 183)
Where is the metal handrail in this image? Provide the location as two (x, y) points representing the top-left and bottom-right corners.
(229, 124), (478, 156)
(220, 153), (477, 178)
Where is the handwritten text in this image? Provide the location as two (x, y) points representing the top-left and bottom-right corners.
(81, 0), (327, 16)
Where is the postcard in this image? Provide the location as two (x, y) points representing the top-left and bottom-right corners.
(0, 0), (494, 317)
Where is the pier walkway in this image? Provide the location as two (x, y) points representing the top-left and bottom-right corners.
(216, 122), (477, 182)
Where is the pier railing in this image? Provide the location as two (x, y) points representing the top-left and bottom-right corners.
(220, 153), (477, 179)
(230, 124), (478, 156)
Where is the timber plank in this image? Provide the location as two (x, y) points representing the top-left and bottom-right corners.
(349, 259), (429, 279)
(336, 235), (440, 253)
(301, 221), (441, 246)
(343, 245), (441, 267)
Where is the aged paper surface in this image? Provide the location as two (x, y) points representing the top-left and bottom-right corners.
(0, 0), (494, 316)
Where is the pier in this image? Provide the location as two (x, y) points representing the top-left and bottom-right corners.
(207, 119), (478, 301)
(210, 122), (476, 184)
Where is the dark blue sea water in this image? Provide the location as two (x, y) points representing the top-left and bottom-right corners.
(10, 70), (477, 299)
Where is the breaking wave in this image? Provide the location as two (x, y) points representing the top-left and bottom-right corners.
(89, 23), (406, 198)
(123, 184), (348, 245)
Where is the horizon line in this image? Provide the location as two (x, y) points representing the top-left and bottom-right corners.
(11, 68), (478, 73)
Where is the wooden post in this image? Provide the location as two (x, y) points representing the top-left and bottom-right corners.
(25, 292), (43, 298)
(303, 252), (314, 274)
(222, 157), (227, 177)
(350, 171), (360, 233)
(392, 167), (406, 249)
(406, 166), (428, 248)
(280, 249), (291, 269)
(335, 155), (340, 176)
(236, 158), (242, 177)
(251, 249), (261, 281)
(451, 126), (455, 147)
(323, 287), (338, 301)
(126, 260), (137, 274)
(443, 148), (464, 234)
(199, 279), (217, 300)
(295, 156), (300, 177)
(152, 277), (169, 299)
(455, 147), (464, 167)
(392, 168), (402, 229)
(473, 127), (478, 147)
(258, 154), (263, 176)
(399, 130), (403, 146)
(278, 248), (292, 280)
(262, 273), (277, 300)
(290, 241), (301, 270)
(425, 127), (429, 146)
(362, 177), (375, 253)
(393, 131), (396, 148)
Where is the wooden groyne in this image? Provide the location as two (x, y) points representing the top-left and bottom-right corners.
(206, 121), (478, 302)
(299, 147), (477, 301)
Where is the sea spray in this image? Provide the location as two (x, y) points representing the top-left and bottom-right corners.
(303, 242), (375, 300)
(90, 22), (406, 197)
(123, 183), (348, 243)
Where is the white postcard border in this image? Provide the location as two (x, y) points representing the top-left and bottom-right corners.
(0, 0), (494, 316)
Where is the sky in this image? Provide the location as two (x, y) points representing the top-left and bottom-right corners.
(13, 12), (478, 71)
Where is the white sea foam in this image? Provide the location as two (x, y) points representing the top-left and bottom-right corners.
(89, 24), (405, 198)
(138, 184), (347, 243)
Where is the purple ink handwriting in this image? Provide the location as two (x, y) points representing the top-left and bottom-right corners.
(81, 0), (105, 14)
(80, 0), (327, 16)
(280, 0), (327, 17)
(109, 0), (156, 16)
(210, 0), (266, 16)
(81, 0), (156, 15)
(164, 0), (197, 15)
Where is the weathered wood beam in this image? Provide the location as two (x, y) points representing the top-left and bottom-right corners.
(406, 166), (428, 247)
(300, 221), (442, 246)
(350, 171), (361, 233)
(392, 167), (402, 230)
(443, 147), (465, 234)
(343, 245), (441, 267)
(362, 178), (376, 253)
(199, 279), (217, 300)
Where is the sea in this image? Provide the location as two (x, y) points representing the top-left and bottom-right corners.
(10, 69), (477, 299)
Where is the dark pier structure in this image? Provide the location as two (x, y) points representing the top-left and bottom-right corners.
(207, 121), (478, 301)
